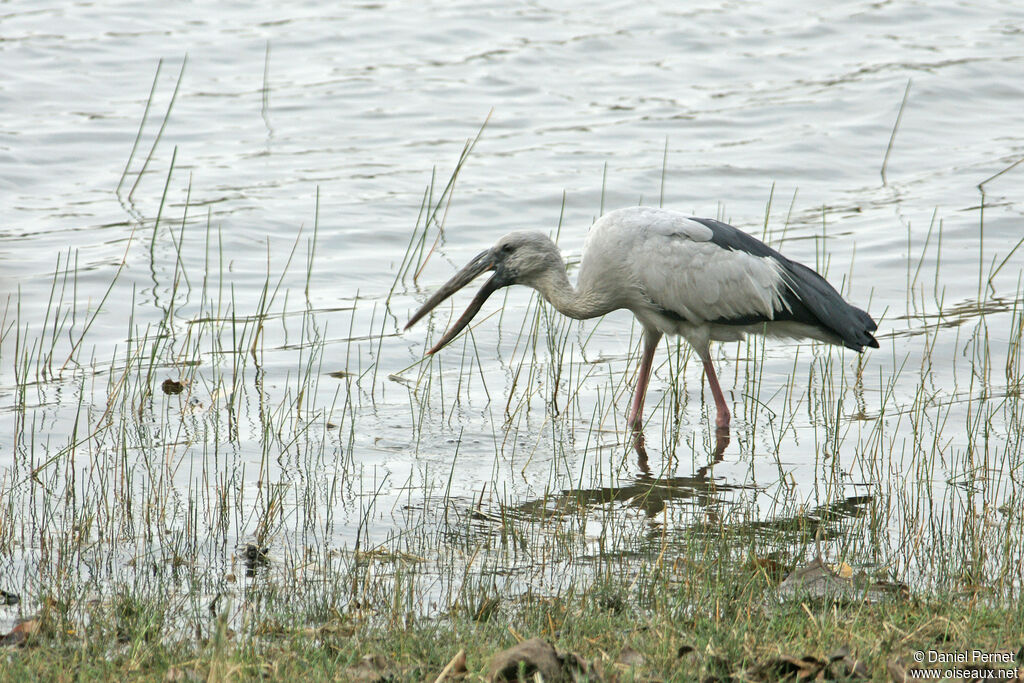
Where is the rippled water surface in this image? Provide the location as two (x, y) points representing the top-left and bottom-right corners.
(2, 1), (1023, 621)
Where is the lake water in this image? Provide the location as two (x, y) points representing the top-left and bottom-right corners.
(1, 0), (1023, 620)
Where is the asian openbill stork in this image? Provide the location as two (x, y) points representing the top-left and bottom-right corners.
(406, 206), (878, 442)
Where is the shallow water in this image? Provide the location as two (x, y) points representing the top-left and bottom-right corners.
(1, 1), (1023, 622)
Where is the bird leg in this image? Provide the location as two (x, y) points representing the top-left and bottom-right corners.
(701, 357), (731, 430)
(628, 331), (662, 434)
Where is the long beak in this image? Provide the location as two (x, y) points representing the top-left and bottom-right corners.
(405, 249), (507, 354)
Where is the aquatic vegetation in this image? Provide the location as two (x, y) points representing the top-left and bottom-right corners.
(0, 92), (1022, 679)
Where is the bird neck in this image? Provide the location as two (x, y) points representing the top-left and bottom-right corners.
(529, 265), (615, 321)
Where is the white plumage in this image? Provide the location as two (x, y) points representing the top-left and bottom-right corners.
(583, 208), (790, 341)
(406, 206), (878, 437)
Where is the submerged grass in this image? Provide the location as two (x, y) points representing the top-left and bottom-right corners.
(1, 93), (1024, 678)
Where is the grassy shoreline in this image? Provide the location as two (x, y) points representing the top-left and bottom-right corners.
(2, 563), (1021, 681)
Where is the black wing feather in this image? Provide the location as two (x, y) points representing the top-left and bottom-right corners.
(689, 217), (879, 351)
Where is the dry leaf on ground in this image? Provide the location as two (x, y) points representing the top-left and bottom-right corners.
(487, 638), (598, 683)
(0, 618), (40, 648)
(434, 648), (467, 683)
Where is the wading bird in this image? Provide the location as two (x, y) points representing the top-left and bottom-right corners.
(406, 206), (878, 440)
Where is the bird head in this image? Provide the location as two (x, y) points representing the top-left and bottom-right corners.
(405, 230), (560, 354)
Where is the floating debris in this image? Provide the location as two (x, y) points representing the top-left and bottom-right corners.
(327, 370), (354, 379)
(239, 543), (270, 577)
(772, 557), (909, 606)
(161, 378), (186, 395)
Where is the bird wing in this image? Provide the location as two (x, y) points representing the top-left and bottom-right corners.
(585, 207), (876, 351)
(621, 210), (790, 324)
(690, 216), (878, 349)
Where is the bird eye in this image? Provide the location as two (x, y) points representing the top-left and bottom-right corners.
(501, 243), (515, 253)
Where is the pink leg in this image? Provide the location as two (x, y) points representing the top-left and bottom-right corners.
(628, 331), (662, 433)
(701, 357), (731, 430)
